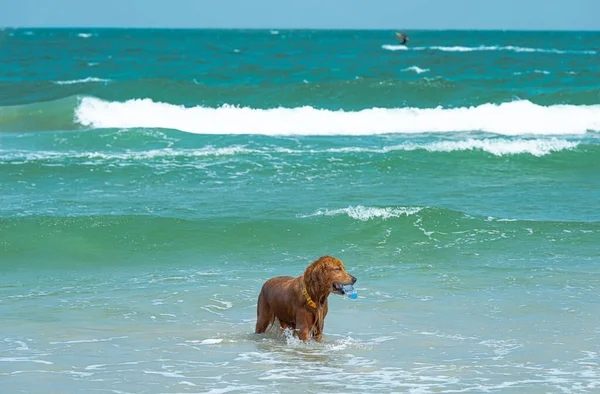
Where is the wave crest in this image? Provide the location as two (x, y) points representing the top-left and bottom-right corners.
(74, 97), (600, 136)
(402, 66), (429, 74)
(301, 206), (424, 221)
(402, 138), (579, 157)
(54, 77), (109, 85)
(382, 45), (597, 55)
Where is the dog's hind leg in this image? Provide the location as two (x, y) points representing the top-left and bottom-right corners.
(255, 290), (274, 333)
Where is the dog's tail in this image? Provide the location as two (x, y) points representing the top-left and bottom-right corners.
(255, 289), (275, 333)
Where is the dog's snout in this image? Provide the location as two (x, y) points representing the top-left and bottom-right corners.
(351, 275), (357, 284)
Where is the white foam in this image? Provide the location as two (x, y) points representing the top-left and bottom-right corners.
(49, 336), (128, 344)
(302, 206), (423, 221)
(0, 357), (53, 365)
(298, 138), (578, 157)
(0, 146), (253, 162)
(77, 33), (93, 38)
(479, 339), (523, 360)
(144, 370), (186, 378)
(74, 97), (600, 136)
(382, 45), (597, 55)
(515, 70), (552, 76)
(0, 138), (580, 163)
(381, 44), (408, 51)
(402, 66), (429, 74)
(402, 138), (579, 157)
(200, 338), (223, 345)
(54, 77), (109, 85)
(5, 340), (30, 351)
(85, 364), (107, 370)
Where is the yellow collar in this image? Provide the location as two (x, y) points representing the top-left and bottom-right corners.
(302, 286), (317, 309)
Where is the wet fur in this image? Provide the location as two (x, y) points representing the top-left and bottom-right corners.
(255, 256), (357, 341)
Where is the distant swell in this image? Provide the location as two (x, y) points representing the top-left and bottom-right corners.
(300, 206), (424, 221)
(54, 77), (110, 85)
(75, 97), (600, 136)
(382, 45), (597, 55)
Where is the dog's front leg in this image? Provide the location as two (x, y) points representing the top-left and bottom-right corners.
(297, 326), (310, 341)
(313, 331), (323, 341)
(295, 313), (312, 341)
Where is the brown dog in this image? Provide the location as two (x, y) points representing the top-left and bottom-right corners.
(255, 256), (357, 341)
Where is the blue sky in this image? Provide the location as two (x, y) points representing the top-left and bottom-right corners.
(1, 0), (599, 30)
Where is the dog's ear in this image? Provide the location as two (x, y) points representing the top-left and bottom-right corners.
(304, 261), (318, 281)
(304, 257), (329, 287)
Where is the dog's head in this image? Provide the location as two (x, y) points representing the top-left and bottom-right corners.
(304, 255), (357, 296)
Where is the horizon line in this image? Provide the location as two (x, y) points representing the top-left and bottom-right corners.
(2, 26), (599, 32)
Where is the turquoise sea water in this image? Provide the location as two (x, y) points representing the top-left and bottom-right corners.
(1, 28), (600, 393)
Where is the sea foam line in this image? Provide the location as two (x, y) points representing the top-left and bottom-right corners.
(0, 357), (53, 365)
(0, 146), (254, 161)
(0, 138), (581, 162)
(401, 138), (579, 157)
(74, 97), (600, 136)
(274, 138), (579, 156)
(49, 336), (128, 345)
(382, 45), (597, 55)
(300, 206), (424, 221)
(54, 77), (109, 85)
(402, 66), (429, 74)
